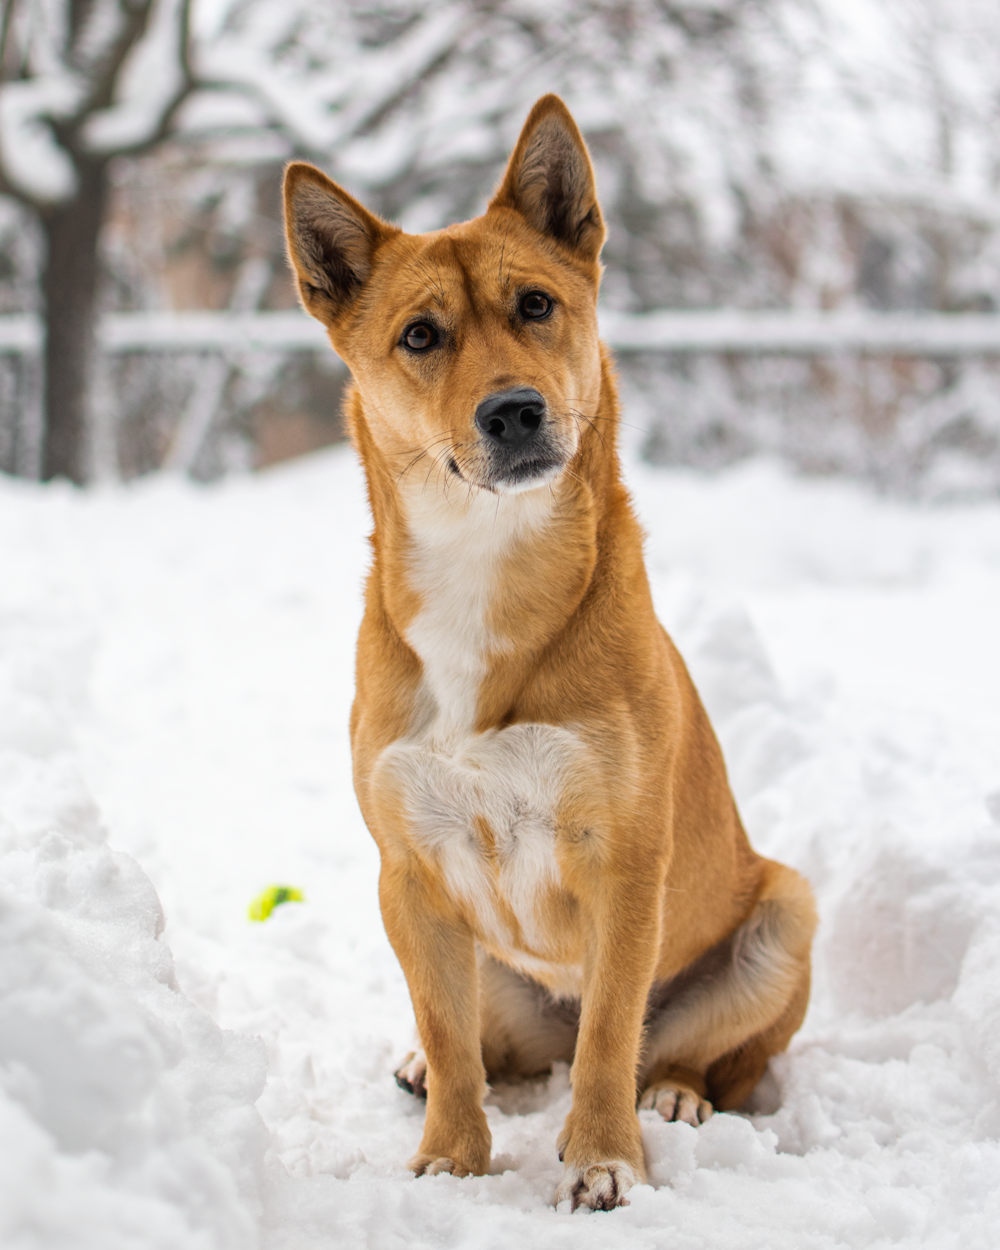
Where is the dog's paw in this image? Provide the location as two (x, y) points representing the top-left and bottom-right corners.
(639, 1079), (712, 1126)
(555, 1160), (636, 1211)
(408, 1134), (489, 1178)
(394, 1049), (427, 1098)
(408, 1152), (462, 1177)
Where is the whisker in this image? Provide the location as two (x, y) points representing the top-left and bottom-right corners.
(570, 409), (610, 458)
(391, 432), (460, 495)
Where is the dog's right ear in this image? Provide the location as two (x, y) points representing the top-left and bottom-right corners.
(283, 163), (397, 323)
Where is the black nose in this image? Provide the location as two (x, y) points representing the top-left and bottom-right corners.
(474, 388), (545, 449)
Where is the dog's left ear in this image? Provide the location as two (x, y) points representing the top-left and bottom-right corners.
(489, 95), (605, 266)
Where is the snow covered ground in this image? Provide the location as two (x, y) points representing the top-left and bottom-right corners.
(2, 443), (1000, 1248)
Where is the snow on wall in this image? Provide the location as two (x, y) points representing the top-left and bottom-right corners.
(630, 349), (1000, 498)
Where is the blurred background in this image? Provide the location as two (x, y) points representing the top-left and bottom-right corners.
(2, 0), (1000, 493)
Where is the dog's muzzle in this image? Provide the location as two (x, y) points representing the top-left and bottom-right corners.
(473, 387), (564, 490)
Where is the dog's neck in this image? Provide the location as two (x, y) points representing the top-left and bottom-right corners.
(407, 482), (564, 740)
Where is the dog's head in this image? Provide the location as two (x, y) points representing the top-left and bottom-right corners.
(283, 95), (605, 496)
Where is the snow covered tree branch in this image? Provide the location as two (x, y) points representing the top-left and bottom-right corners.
(0, 0), (479, 481)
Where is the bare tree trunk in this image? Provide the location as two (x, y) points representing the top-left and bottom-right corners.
(40, 159), (108, 483)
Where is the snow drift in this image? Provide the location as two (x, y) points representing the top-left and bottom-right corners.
(0, 731), (267, 1243)
(1, 447), (1000, 1247)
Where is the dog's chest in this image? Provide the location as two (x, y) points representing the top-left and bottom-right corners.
(380, 722), (582, 951)
(403, 494), (505, 743)
(378, 487), (580, 952)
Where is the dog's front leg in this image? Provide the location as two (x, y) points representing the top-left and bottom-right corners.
(556, 881), (659, 1211)
(379, 863), (491, 1178)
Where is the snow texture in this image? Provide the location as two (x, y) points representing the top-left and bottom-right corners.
(2, 446), (1000, 1247)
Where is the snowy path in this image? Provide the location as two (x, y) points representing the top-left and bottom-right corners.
(2, 448), (1000, 1248)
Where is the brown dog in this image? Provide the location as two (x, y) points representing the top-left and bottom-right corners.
(283, 94), (816, 1211)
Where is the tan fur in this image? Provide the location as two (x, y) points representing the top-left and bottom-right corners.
(283, 94), (817, 1212)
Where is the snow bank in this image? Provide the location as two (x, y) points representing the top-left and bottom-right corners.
(0, 494), (267, 1249)
(2, 449), (1000, 1247)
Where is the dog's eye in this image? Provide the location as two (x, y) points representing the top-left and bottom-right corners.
(402, 322), (438, 351)
(519, 291), (552, 320)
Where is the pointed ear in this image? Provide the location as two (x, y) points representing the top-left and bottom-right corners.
(489, 95), (605, 265)
(283, 163), (397, 322)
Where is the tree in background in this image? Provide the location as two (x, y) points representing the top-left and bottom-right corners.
(0, 0), (201, 481)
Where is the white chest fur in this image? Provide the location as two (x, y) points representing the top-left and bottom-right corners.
(380, 722), (584, 954)
(402, 483), (553, 743)
(375, 483), (582, 965)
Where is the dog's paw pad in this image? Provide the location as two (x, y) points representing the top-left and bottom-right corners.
(555, 1160), (636, 1211)
(639, 1080), (712, 1126)
(394, 1049), (427, 1098)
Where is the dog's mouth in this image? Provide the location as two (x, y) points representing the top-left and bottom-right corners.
(452, 425), (569, 495)
(449, 450), (566, 494)
(491, 454), (566, 493)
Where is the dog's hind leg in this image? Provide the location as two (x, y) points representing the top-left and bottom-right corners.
(478, 953), (578, 1083)
(394, 953), (578, 1097)
(704, 956), (812, 1111)
(639, 861), (816, 1124)
(394, 1045), (428, 1098)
